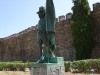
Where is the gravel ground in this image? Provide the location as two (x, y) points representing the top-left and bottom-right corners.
(0, 71), (100, 75)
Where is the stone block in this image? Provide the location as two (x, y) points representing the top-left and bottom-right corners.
(30, 57), (65, 75)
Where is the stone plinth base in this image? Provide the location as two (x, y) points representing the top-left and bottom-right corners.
(30, 57), (65, 75)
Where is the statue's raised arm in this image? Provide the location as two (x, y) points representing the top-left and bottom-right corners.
(46, 0), (56, 32)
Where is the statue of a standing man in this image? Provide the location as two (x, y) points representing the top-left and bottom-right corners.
(37, 0), (56, 63)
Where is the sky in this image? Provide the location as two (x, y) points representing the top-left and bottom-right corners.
(0, 0), (100, 38)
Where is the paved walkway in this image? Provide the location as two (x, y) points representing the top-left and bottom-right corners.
(0, 71), (100, 75)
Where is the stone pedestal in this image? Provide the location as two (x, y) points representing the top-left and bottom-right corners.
(30, 57), (65, 75)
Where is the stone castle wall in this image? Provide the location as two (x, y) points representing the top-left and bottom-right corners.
(0, 18), (75, 61)
(91, 3), (100, 58)
(0, 3), (100, 61)
(0, 29), (38, 61)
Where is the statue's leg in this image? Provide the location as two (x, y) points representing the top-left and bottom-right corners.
(49, 32), (55, 57)
(38, 39), (43, 56)
(37, 39), (43, 63)
(37, 33), (47, 63)
(37, 31), (42, 56)
(37, 32), (49, 63)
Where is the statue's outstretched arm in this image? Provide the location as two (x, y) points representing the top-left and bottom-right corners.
(46, 0), (56, 32)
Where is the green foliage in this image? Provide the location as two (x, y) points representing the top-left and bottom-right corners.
(64, 59), (100, 73)
(64, 61), (71, 72)
(0, 59), (100, 73)
(0, 61), (32, 71)
(71, 0), (93, 60)
(88, 59), (100, 72)
(71, 60), (91, 72)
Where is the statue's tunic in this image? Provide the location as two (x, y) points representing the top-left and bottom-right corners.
(37, 17), (46, 45)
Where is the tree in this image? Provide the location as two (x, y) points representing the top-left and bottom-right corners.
(71, 0), (93, 60)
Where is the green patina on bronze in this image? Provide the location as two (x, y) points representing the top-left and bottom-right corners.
(37, 0), (56, 63)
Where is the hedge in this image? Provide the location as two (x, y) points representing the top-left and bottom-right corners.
(65, 59), (100, 73)
(0, 61), (32, 71)
(0, 59), (100, 73)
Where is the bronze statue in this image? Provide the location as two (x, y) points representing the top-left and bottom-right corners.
(37, 0), (56, 63)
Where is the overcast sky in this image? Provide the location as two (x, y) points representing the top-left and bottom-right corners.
(0, 0), (100, 38)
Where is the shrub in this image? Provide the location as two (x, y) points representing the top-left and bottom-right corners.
(0, 62), (4, 70)
(0, 59), (100, 73)
(71, 60), (91, 72)
(64, 59), (100, 73)
(0, 61), (32, 71)
(64, 61), (71, 72)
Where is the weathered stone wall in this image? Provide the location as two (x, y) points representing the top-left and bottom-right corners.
(55, 19), (75, 60)
(2, 28), (40, 61)
(0, 18), (75, 61)
(91, 6), (100, 58)
(0, 40), (5, 61)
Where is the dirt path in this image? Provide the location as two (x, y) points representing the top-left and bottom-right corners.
(65, 72), (100, 75)
(0, 71), (29, 75)
(0, 71), (100, 75)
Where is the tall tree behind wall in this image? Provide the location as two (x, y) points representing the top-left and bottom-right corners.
(71, 0), (93, 60)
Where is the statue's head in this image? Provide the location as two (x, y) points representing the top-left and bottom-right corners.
(37, 6), (45, 19)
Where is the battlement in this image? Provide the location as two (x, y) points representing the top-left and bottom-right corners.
(56, 12), (72, 22)
(93, 2), (100, 11)
(58, 15), (65, 21)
